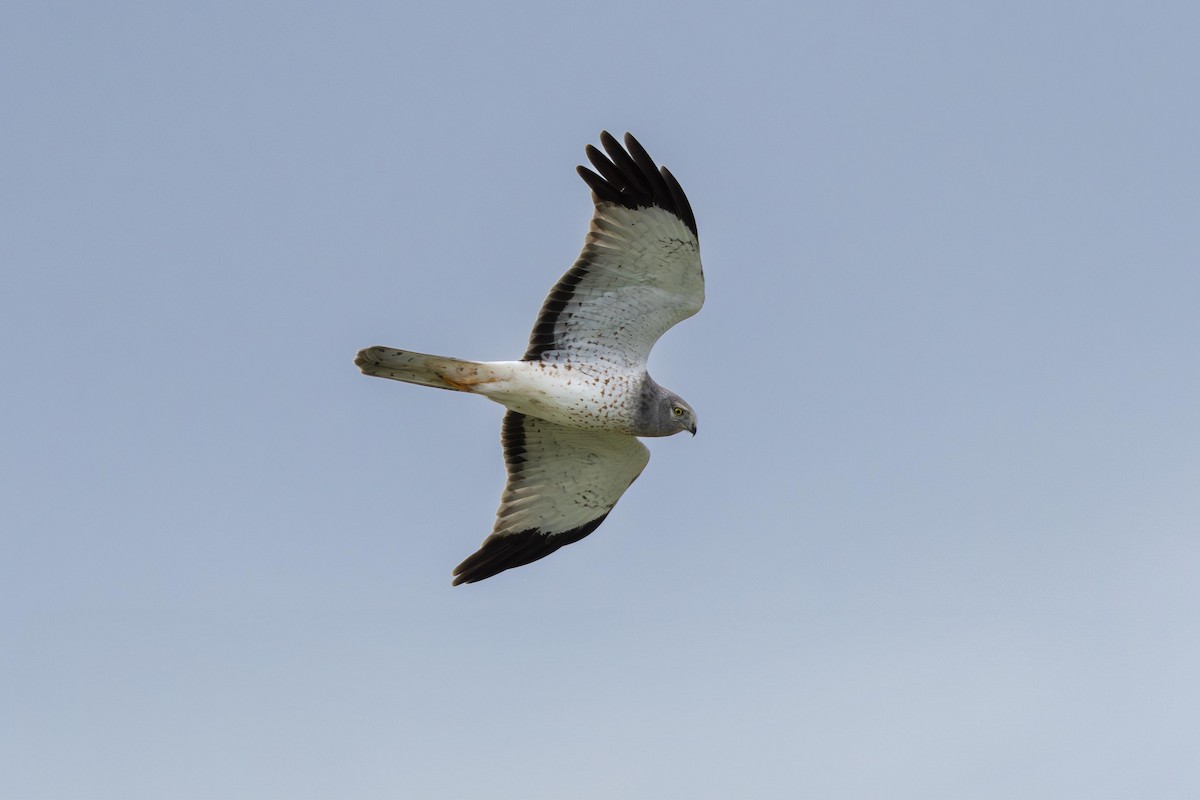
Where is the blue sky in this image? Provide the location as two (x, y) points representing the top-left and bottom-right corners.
(3, 1), (1199, 797)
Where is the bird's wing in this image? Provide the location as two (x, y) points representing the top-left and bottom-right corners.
(522, 132), (704, 370)
(451, 411), (650, 585)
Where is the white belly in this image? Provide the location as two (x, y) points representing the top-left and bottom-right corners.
(471, 360), (641, 431)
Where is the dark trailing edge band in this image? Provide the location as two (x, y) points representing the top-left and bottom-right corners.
(522, 263), (589, 360)
(522, 132), (696, 362)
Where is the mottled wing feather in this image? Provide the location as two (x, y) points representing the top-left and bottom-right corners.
(451, 411), (650, 585)
(523, 132), (703, 368)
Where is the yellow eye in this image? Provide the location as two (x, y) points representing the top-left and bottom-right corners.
(672, 406), (685, 417)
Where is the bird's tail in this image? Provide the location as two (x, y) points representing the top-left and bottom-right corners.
(355, 346), (501, 392)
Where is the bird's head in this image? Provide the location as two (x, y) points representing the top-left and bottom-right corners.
(636, 379), (697, 437)
(668, 396), (698, 437)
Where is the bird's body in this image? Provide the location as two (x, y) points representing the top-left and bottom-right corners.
(357, 348), (671, 436)
(356, 132), (703, 585)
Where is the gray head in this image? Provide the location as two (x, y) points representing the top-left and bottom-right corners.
(634, 377), (698, 437)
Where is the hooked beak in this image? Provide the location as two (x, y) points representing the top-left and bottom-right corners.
(689, 422), (697, 436)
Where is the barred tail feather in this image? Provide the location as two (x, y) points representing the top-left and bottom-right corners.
(355, 346), (495, 392)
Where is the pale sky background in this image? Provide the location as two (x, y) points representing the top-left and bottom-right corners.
(3, 1), (1199, 798)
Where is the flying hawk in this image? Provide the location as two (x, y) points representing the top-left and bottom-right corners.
(356, 132), (703, 585)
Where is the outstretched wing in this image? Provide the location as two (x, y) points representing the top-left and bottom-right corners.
(452, 411), (650, 585)
(522, 132), (704, 369)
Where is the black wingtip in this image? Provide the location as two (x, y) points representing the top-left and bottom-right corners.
(575, 131), (698, 239)
(450, 515), (610, 586)
(576, 164), (621, 206)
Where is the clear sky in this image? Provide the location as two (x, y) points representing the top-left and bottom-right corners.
(3, 1), (1199, 797)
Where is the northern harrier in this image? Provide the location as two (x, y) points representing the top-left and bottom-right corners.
(356, 132), (703, 584)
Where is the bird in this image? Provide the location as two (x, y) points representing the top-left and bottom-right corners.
(355, 132), (703, 585)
